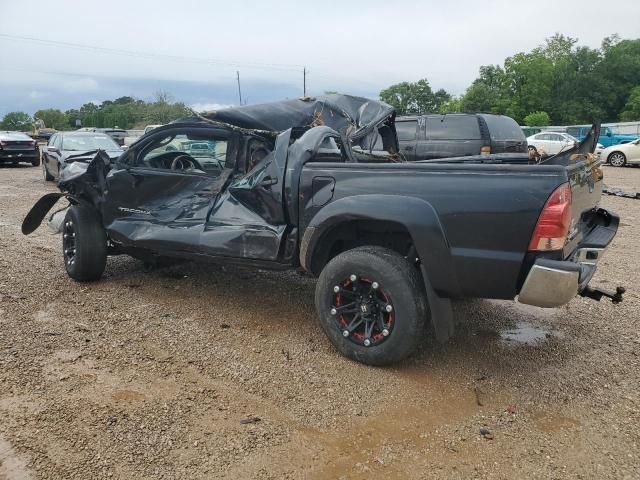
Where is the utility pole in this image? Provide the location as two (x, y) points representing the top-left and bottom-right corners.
(236, 70), (243, 106)
(303, 67), (307, 97)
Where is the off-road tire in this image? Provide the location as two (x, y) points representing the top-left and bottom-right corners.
(315, 246), (428, 366)
(62, 205), (107, 281)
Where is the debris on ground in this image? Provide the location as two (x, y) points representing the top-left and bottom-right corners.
(240, 417), (262, 425)
(479, 426), (494, 440)
(603, 184), (640, 199)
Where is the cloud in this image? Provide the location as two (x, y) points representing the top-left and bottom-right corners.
(28, 91), (48, 99)
(1, 0), (639, 115)
(62, 77), (99, 92)
(190, 102), (234, 113)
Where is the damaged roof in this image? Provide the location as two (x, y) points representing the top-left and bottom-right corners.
(199, 94), (395, 142)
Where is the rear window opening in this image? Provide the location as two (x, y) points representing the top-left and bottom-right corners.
(426, 115), (481, 140)
(480, 115), (526, 141)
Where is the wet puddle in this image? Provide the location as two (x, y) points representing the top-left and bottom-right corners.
(533, 413), (582, 432)
(499, 321), (551, 345)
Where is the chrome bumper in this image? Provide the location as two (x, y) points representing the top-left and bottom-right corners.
(518, 261), (581, 307)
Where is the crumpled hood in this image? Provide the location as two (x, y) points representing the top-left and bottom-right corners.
(61, 149), (121, 162)
(200, 94), (398, 152)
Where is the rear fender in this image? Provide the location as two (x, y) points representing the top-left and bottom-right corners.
(301, 194), (460, 297)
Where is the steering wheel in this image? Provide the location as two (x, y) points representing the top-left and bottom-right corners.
(170, 154), (203, 171)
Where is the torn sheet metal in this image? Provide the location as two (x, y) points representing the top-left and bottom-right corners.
(541, 123), (600, 166)
(200, 94), (398, 152)
(21, 150), (111, 235)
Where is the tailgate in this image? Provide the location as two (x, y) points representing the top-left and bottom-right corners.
(563, 155), (604, 256)
(540, 124), (604, 258)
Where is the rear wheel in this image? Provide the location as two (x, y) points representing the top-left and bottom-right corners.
(63, 205), (107, 281)
(608, 151), (626, 167)
(315, 246), (428, 366)
(31, 155), (40, 167)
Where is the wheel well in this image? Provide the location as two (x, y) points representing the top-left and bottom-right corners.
(309, 220), (414, 276)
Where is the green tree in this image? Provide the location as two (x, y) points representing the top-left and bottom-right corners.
(597, 39), (640, 120)
(438, 96), (462, 113)
(523, 111), (551, 126)
(620, 86), (640, 121)
(380, 79), (450, 114)
(459, 65), (509, 114)
(1, 112), (33, 131)
(34, 109), (68, 130)
(145, 91), (192, 124)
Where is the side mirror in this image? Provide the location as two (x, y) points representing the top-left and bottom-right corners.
(121, 145), (129, 151)
(606, 130), (612, 137)
(47, 146), (59, 153)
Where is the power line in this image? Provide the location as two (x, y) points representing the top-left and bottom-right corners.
(0, 33), (304, 73)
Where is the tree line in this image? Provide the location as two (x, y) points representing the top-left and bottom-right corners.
(379, 34), (640, 126)
(0, 92), (192, 132)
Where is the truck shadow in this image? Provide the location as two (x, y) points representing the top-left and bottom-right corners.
(103, 255), (580, 379)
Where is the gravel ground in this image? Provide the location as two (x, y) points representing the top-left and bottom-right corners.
(0, 163), (638, 480)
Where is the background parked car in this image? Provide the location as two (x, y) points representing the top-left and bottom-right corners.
(98, 128), (128, 146)
(42, 131), (123, 181)
(601, 138), (640, 166)
(527, 132), (579, 156)
(396, 113), (527, 161)
(77, 127), (129, 146)
(567, 125), (638, 148)
(0, 131), (40, 166)
(521, 126), (542, 137)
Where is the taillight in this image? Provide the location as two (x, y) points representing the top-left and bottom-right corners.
(528, 183), (572, 251)
(480, 146), (491, 155)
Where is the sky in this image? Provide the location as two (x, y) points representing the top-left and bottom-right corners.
(1, 0), (639, 116)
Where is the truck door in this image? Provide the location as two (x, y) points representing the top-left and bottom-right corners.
(600, 127), (613, 148)
(102, 127), (232, 253)
(199, 129), (291, 261)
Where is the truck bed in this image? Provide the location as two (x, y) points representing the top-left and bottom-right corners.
(299, 155), (603, 300)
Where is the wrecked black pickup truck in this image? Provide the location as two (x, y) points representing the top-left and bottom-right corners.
(23, 95), (622, 365)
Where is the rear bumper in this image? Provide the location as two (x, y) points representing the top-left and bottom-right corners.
(518, 208), (618, 308)
(0, 150), (38, 163)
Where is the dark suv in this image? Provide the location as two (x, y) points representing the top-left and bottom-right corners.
(396, 113), (527, 160)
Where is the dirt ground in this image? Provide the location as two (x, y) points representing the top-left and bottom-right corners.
(0, 163), (638, 480)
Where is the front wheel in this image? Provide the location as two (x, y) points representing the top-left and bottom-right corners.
(315, 246), (428, 366)
(43, 163), (54, 181)
(608, 151), (626, 167)
(63, 205), (107, 281)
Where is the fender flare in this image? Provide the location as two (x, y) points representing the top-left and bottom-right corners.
(300, 194), (460, 297)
